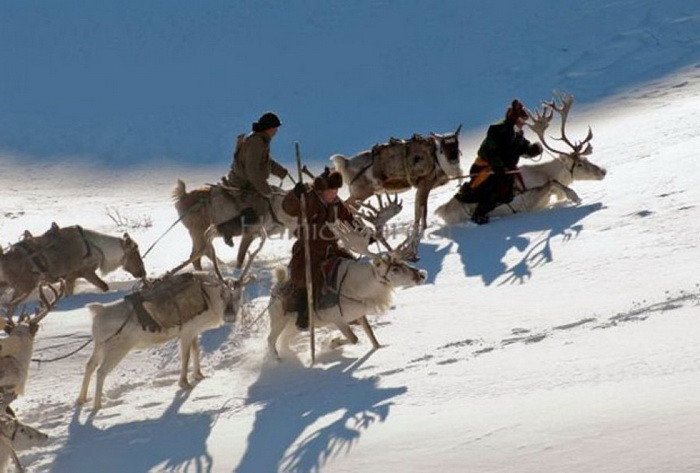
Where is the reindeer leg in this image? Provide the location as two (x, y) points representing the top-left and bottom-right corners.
(94, 344), (130, 410)
(189, 229), (208, 271)
(415, 183), (431, 231)
(178, 336), (193, 389)
(358, 316), (381, 349)
(77, 346), (103, 405)
(267, 305), (290, 360)
(236, 232), (255, 270)
(330, 319), (359, 349)
(64, 276), (76, 296)
(191, 338), (205, 381)
(552, 181), (581, 204)
(82, 271), (109, 292)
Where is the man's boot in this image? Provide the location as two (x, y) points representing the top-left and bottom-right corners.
(471, 200), (496, 225)
(295, 290), (309, 331)
(216, 208), (260, 246)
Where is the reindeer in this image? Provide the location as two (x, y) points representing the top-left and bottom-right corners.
(77, 238), (263, 410)
(0, 286), (60, 473)
(0, 284), (64, 402)
(435, 92), (607, 225)
(172, 179), (297, 271)
(267, 221), (427, 360)
(0, 223), (146, 306)
(332, 126), (463, 233)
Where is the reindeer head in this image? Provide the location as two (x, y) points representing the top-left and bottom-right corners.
(527, 91), (607, 181)
(331, 221), (427, 288)
(221, 229), (267, 323)
(121, 233), (147, 279)
(430, 124), (463, 174)
(2, 283), (64, 338)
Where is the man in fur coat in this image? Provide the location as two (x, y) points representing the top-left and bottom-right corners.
(282, 168), (356, 330)
(458, 100), (543, 224)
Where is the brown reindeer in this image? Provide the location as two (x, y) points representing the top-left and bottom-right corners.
(332, 126), (463, 233)
(172, 179), (297, 271)
(0, 224), (145, 306)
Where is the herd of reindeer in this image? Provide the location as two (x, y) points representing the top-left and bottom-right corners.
(0, 92), (606, 471)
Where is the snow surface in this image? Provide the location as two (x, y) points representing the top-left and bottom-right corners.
(1, 3), (700, 473)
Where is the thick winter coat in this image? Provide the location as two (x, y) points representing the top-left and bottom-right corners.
(281, 189), (355, 293)
(227, 132), (287, 217)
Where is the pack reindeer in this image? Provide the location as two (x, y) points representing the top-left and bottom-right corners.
(436, 92), (607, 225)
(172, 179), (297, 271)
(0, 286), (61, 473)
(332, 126), (463, 233)
(0, 223), (146, 306)
(0, 284), (64, 404)
(267, 222), (427, 360)
(77, 237), (264, 410)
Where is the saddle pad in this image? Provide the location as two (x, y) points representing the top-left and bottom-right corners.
(127, 274), (209, 332)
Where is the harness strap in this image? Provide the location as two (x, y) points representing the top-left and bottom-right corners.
(76, 225), (93, 259)
(401, 143), (415, 187)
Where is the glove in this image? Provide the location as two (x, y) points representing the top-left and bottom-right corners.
(527, 142), (543, 157)
(293, 182), (307, 197)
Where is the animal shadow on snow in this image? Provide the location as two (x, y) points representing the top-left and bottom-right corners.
(234, 352), (407, 473)
(422, 203), (603, 286)
(50, 390), (221, 473)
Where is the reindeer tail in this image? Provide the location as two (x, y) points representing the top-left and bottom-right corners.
(86, 303), (105, 320)
(172, 179), (187, 202)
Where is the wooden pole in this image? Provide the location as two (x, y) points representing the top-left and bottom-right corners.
(295, 142), (316, 365)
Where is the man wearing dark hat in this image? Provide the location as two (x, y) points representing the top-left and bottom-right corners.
(218, 112), (290, 245)
(281, 167), (356, 330)
(456, 99), (543, 225)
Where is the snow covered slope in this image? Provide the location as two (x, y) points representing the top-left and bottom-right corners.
(0, 65), (698, 472)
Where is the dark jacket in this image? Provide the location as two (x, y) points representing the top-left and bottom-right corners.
(282, 188), (355, 291)
(476, 118), (538, 171)
(228, 132), (287, 198)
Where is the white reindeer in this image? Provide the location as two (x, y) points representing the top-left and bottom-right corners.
(77, 239), (262, 410)
(0, 285), (63, 401)
(0, 286), (59, 473)
(267, 222), (427, 359)
(436, 92), (607, 225)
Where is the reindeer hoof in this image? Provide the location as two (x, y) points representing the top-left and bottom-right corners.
(330, 337), (346, 349)
(194, 372), (205, 381)
(179, 379), (192, 390)
(76, 397), (87, 406)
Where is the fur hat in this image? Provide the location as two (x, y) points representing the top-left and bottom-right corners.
(313, 167), (343, 191)
(505, 99), (528, 121)
(252, 112), (282, 132)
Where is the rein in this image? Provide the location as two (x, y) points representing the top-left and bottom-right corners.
(142, 197), (206, 259)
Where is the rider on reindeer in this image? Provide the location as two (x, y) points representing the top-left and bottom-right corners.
(457, 100), (543, 225)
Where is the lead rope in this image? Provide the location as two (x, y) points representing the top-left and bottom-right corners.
(142, 197), (206, 259)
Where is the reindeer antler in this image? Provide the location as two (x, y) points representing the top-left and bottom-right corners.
(238, 228), (267, 285)
(29, 282), (65, 326)
(527, 91), (594, 158)
(354, 193), (403, 239)
(331, 221), (379, 258)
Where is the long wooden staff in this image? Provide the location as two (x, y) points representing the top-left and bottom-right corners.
(295, 142), (316, 365)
